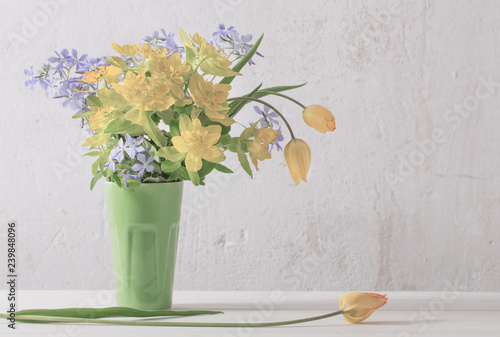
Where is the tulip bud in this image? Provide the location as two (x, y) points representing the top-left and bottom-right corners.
(284, 138), (311, 185)
(339, 292), (388, 324)
(302, 104), (336, 133)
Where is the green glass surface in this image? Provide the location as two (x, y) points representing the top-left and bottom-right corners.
(105, 181), (183, 310)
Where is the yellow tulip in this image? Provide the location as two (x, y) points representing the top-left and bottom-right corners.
(284, 138), (311, 185)
(339, 292), (388, 323)
(302, 104), (336, 133)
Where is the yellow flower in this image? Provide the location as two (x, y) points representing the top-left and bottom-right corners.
(339, 292), (388, 324)
(284, 138), (311, 185)
(302, 104), (336, 133)
(113, 69), (174, 112)
(171, 117), (225, 172)
(80, 65), (122, 84)
(149, 53), (190, 99)
(88, 105), (121, 132)
(188, 74), (234, 125)
(111, 41), (140, 56)
(248, 128), (280, 170)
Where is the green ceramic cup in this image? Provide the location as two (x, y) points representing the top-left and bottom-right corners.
(105, 181), (183, 310)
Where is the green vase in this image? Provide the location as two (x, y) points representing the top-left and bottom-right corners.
(105, 181), (183, 310)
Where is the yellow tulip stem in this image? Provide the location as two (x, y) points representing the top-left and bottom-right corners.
(0, 310), (344, 327)
(227, 97), (296, 139)
(258, 91), (307, 109)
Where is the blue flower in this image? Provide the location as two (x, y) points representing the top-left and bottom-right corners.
(67, 49), (88, 72)
(48, 49), (71, 73)
(131, 153), (155, 178)
(254, 105), (280, 127)
(110, 135), (147, 163)
(124, 134), (146, 159)
(24, 66), (38, 91)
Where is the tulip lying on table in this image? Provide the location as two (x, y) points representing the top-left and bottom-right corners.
(0, 292), (387, 327)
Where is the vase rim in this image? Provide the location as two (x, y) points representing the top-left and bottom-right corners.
(105, 180), (184, 186)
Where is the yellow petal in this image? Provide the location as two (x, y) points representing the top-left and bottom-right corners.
(178, 114), (192, 133)
(284, 138), (311, 185)
(302, 104), (336, 133)
(171, 136), (190, 153)
(339, 292), (388, 324)
(185, 152), (202, 172)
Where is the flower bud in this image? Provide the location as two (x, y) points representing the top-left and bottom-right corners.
(284, 138), (311, 185)
(302, 104), (336, 133)
(339, 292), (388, 323)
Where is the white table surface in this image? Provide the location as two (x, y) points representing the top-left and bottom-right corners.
(0, 291), (499, 336)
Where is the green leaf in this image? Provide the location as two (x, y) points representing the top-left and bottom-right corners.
(144, 112), (168, 147)
(16, 307), (222, 323)
(161, 160), (181, 173)
(125, 178), (140, 192)
(157, 146), (186, 162)
(228, 82), (307, 118)
(104, 117), (135, 133)
(214, 163), (234, 174)
(169, 118), (180, 137)
(91, 159), (99, 176)
(187, 169), (200, 186)
(111, 174), (122, 188)
(178, 166), (190, 180)
(90, 171), (103, 191)
(86, 95), (103, 107)
(83, 133), (111, 147)
(198, 160), (216, 178)
(156, 109), (175, 125)
(237, 148), (253, 178)
(98, 89), (135, 110)
(220, 34), (264, 85)
(166, 169), (180, 182)
(84, 151), (101, 157)
(72, 110), (95, 119)
(175, 105), (193, 115)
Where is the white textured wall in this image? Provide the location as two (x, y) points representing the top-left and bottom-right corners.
(1, 0), (499, 292)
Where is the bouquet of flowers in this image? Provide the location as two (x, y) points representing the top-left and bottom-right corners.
(25, 24), (336, 191)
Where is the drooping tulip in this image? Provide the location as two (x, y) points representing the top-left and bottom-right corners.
(284, 138), (311, 185)
(339, 292), (388, 323)
(302, 104), (336, 133)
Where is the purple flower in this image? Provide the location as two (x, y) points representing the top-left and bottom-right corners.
(48, 49), (70, 73)
(110, 135), (147, 163)
(124, 134), (146, 159)
(145, 30), (182, 55)
(80, 57), (108, 72)
(110, 138), (127, 163)
(211, 24), (238, 49)
(24, 66), (38, 91)
(67, 49), (88, 72)
(131, 154), (155, 178)
(254, 105), (280, 127)
(104, 158), (116, 172)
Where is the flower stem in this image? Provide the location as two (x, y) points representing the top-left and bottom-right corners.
(0, 310), (343, 327)
(258, 91), (307, 109)
(227, 96), (295, 139)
